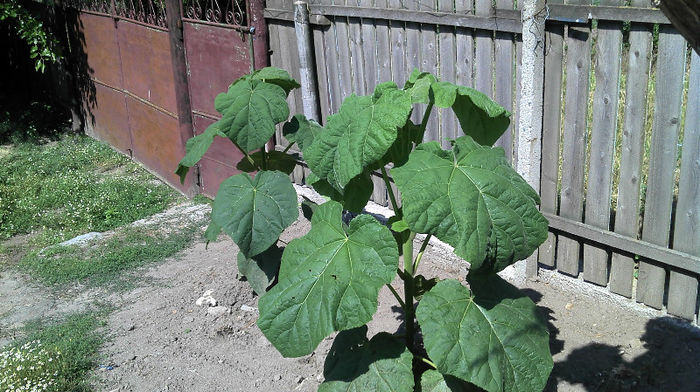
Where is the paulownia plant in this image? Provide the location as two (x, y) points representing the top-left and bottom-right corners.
(177, 67), (553, 391)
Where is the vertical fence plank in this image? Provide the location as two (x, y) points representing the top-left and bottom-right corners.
(388, 0), (407, 87)
(512, 29), (521, 167)
(539, 17), (565, 269)
(322, 15), (342, 113)
(474, 0), (493, 98)
(609, 17), (652, 298)
(406, 0), (421, 124)
(637, 27), (686, 309)
(438, 0), (457, 148)
(267, 4), (285, 147)
(313, 26), (330, 123)
(493, 0), (513, 160)
(667, 51), (699, 320)
(375, 0), (392, 84)
(455, 0), (474, 91)
(333, 1), (354, 101)
(359, 0), (377, 92)
(419, 0), (439, 141)
(583, 2), (623, 286)
(556, 14), (591, 277)
(346, 0), (366, 95)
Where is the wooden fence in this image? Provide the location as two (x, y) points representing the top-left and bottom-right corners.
(265, 0), (700, 322)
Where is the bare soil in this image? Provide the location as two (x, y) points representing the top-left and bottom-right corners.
(2, 193), (699, 392)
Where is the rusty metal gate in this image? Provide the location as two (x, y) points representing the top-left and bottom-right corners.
(62, 0), (266, 196)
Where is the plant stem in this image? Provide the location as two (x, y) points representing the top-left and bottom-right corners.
(282, 142), (295, 153)
(402, 232), (416, 350)
(419, 102), (434, 136)
(380, 167), (400, 215)
(260, 148), (267, 170)
(412, 234), (432, 273)
(232, 141), (257, 168)
(416, 355), (437, 369)
(386, 283), (405, 309)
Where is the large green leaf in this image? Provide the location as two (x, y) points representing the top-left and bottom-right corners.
(430, 83), (510, 146)
(214, 79), (289, 152)
(420, 370), (474, 392)
(237, 245), (283, 295)
(250, 67), (301, 95)
(235, 150), (298, 175)
(175, 122), (227, 184)
(404, 68), (437, 104)
(304, 84), (412, 190)
(416, 278), (553, 392)
(391, 136), (548, 274)
(257, 201), (398, 357)
(306, 171), (374, 213)
(283, 114), (322, 151)
(319, 326), (414, 392)
(211, 171), (298, 258)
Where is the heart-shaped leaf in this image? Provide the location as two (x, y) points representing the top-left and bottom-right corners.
(214, 79), (289, 152)
(283, 114), (322, 151)
(416, 278), (552, 392)
(237, 244), (283, 295)
(235, 150), (299, 175)
(429, 83), (510, 146)
(391, 136), (548, 274)
(319, 326), (414, 392)
(250, 67), (301, 95)
(420, 370), (474, 392)
(304, 84), (412, 190)
(175, 122), (227, 184)
(211, 170), (298, 258)
(306, 171), (374, 213)
(257, 201), (398, 357)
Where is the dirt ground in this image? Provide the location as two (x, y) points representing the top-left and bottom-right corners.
(2, 188), (699, 392)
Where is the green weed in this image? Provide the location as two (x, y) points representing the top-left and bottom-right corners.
(0, 135), (180, 246)
(1, 313), (104, 392)
(20, 222), (202, 287)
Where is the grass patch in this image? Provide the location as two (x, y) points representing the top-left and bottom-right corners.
(20, 221), (202, 287)
(0, 135), (180, 247)
(0, 312), (104, 392)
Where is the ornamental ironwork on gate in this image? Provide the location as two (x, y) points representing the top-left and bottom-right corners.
(183, 0), (247, 27)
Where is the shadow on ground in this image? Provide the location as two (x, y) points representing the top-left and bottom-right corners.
(523, 281), (700, 392)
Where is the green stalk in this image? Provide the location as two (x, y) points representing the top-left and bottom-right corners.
(402, 231), (416, 350)
(380, 167), (400, 215)
(282, 142), (296, 154)
(416, 355), (437, 369)
(419, 102), (434, 136)
(232, 141), (257, 168)
(386, 283), (405, 309)
(412, 234), (432, 273)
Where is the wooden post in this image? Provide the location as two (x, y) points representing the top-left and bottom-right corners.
(517, 0), (546, 278)
(165, 0), (196, 196)
(249, 0), (269, 70)
(294, 0), (321, 122)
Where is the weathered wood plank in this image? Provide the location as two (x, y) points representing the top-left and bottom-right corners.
(556, 21), (591, 277)
(307, 4), (523, 32)
(372, 171), (388, 207)
(667, 51), (700, 320)
(493, 0), (514, 160)
(332, 1), (354, 102)
(389, 0), (407, 88)
(359, 0), (377, 93)
(546, 4), (670, 25)
(512, 31), (521, 166)
(267, 18), (285, 148)
(544, 212), (700, 274)
(474, 0), (493, 98)
(346, 0), (366, 95)
(312, 26), (331, 123)
(609, 15), (652, 298)
(455, 0), (474, 93)
(374, 0), (392, 84)
(437, 0), (457, 148)
(322, 16), (343, 114)
(538, 19), (565, 269)
(405, 0), (421, 124)
(583, 9), (623, 286)
(637, 27), (687, 309)
(420, 0), (440, 142)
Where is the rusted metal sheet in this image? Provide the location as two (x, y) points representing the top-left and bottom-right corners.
(126, 96), (188, 192)
(79, 13), (123, 88)
(87, 84), (132, 153)
(118, 21), (178, 115)
(192, 114), (244, 197)
(184, 22), (251, 116)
